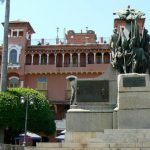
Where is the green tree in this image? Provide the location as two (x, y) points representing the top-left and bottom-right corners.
(0, 0), (10, 91)
(0, 88), (56, 135)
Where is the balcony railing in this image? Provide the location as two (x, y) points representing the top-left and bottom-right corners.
(0, 144), (24, 150)
(24, 64), (109, 74)
(30, 37), (110, 46)
(8, 63), (20, 68)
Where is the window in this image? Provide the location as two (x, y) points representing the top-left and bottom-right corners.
(19, 31), (24, 37)
(12, 31), (17, 37)
(9, 49), (17, 64)
(37, 77), (48, 90)
(37, 77), (48, 97)
(11, 29), (24, 37)
(9, 77), (20, 88)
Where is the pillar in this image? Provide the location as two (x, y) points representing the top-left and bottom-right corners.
(94, 52), (96, 64)
(39, 54), (41, 65)
(54, 53), (57, 65)
(86, 53), (88, 65)
(70, 53), (73, 67)
(62, 53), (64, 67)
(47, 54), (49, 64)
(102, 52), (104, 64)
(31, 54), (34, 65)
(78, 53), (80, 67)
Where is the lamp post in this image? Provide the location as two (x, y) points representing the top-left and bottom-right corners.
(21, 95), (33, 147)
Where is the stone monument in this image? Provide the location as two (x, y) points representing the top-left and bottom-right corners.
(65, 65), (118, 142)
(116, 73), (150, 129)
(32, 6), (150, 150)
(110, 5), (150, 129)
(65, 6), (150, 143)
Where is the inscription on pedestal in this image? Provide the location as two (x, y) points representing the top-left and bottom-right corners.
(77, 80), (109, 102)
(123, 76), (146, 87)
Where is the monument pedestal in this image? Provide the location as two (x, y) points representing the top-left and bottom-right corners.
(65, 65), (118, 142)
(66, 107), (114, 132)
(116, 73), (150, 129)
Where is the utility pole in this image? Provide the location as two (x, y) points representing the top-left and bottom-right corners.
(0, 0), (10, 91)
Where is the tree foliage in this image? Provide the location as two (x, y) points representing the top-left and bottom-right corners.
(0, 88), (56, 134)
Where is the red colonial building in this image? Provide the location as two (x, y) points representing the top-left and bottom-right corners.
(0, 21), (111, 132)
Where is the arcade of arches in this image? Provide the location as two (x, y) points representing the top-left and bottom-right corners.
(25, 52), (111, 67)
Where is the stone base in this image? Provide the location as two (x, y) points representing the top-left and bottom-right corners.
(116, 73), (150, 129)
(65, 131), (97, 143)
(117, 109), (150, 129)
(66, 108), (114, 132)
(30, 129), (150, 150)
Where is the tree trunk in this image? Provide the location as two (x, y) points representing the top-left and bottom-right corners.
(0, 0), (10, 92)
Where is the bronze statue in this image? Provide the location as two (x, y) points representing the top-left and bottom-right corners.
(110, 6), (150, 74)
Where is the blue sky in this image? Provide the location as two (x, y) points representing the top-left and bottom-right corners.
(0, 0), (150, 42)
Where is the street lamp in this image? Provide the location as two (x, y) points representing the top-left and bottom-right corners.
(21, 95), (33, 147)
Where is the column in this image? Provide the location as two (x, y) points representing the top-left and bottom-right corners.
(62, 53), (64, 67)
(78, 53), (80, 67)
(70, 53), (73, 67)
(39, 54), (41, 65)
(47, 54), (49, 64)
(20, 81), (24, 87)
(54, 53), (57, 65)
(109, 52), (112, 62)
(31, 54), (34, 65)
(94, 52), (96, 64)
(17, 29), (19, 37)
(11, 29), (13, 37)
(102, 52), (104, 64)
(86, 53), (88, 65)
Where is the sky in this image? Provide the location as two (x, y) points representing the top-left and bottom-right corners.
(0, 0), (150, 43)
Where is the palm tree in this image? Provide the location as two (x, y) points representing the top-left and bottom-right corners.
(0, 0), (10, 92)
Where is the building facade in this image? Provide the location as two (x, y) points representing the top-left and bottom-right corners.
(0, 21), (111, 132)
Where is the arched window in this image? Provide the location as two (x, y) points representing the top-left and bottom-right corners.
(9, 49), (17, 64)
(26, 54), (32, 65)
(72, 53), (78, 67)
(41, 54), (47, 65)
(49, 53), (55, 64)
(64, 53), (70, 67)
(56, 53), (62, 67)
(96, 53), (102, 64)
(104, 52), (110, 64)
(80, 53), (86, 67)
(33, 54), (39, 65)
(9, 77), (20, 88)
(88, 53), (94, 64)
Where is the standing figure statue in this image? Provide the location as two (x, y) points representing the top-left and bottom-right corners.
(110, 6), (150, 74)
(110, 27), (119, 68)
(66, 75), (77, 105)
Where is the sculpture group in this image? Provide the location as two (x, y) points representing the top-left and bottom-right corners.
(110, 6), (150, 73)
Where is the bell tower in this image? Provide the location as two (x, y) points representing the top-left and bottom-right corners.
(6, 20), (35, 47)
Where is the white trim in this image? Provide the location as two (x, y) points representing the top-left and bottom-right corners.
(8, 44), (22, 64)
(9, 76), (19, 80)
